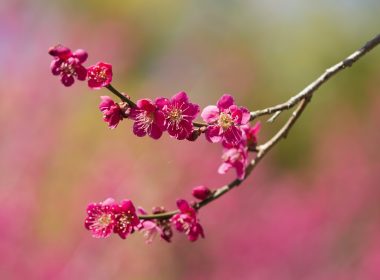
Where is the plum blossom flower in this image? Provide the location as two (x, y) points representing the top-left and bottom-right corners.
(156, 92), (200, 140)
(139, 221), (163, 244)
(112, 200), (140, 239)
(192, 185), (211, 200)
(129, 99), (166, 139)
(87, 62), (113, 89)
(242, 122), (261, 150)
(218, 146), (249, 180)
(171, 199), (204, 242)
(201, 94), (250, 146)
(99, 96), (124, 129)
(84, 198), (116, 238)
(49, 45), (88, 87)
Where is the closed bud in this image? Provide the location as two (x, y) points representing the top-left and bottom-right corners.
(186, 129), (201, 141)
(192, 185), (211, 200)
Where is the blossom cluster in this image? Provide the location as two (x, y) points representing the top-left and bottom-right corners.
(85, 194), (206, 243)
(49, 45), (260, 243)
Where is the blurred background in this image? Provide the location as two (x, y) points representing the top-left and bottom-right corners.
(1, 0), (380, 279)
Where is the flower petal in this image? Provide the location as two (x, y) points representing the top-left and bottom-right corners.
(61, 75), (74, 87)
(176, 199), (191, 213)
(73, 49), (88, 63)
(201, 105), (219, 123)
(148, 123), (163, 140)
(171, 91), (189, 104)
(137, 99), (156, 112)
(217, 94), (234, 110)
(205, 125), (222, 143)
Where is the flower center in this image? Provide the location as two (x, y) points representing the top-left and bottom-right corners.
(117, 214), (132, 230)
(97, 69), (107, 81)
(60, 62), (75, 76)
(95, 213), (112, 228)
(136, 111), (154, 131)
(169, 108), (182, 123)
(218, 112), (234, 130)
(89, 67), (108, 82)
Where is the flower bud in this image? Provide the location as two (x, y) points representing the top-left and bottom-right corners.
(186, 129), (201, 141)
(192, 185), (211, 200)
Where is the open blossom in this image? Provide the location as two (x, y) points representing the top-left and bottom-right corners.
(49, 45), (88, 87)
(85, 198), (116, 238)
(99, 96), (124, 129)
(218, 146), (249, 180)
(201, 94), (250, 146)
(171, 199), (204, 242)
(156, 92), (200, 140)
(87, 62), (113, 89)
(129, 99), (166, 139)
(112, 200), (140, 239)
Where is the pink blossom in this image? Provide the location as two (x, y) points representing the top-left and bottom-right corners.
(218, 146), (249, 179)
(112, 200), (140, 239)
(87, 62), (113, 89)
(156, 92), (200, 140)
(242, 121), (261, 150)
(48, 44), (88, 87)
(171, 199), (204, 242)
(84, 198), (116, 238)
(138, 207), (173, 243)
(139, 221), (163, 244)
(99, 96), (124, 129)
(129, 99), (166, 139)
(201, 94), (250, 146)
(192, 185), (211, 200)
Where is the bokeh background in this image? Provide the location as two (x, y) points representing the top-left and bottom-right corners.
(1, 0), (380, 279)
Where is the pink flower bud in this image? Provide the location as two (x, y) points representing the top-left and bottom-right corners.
(192, 185), (211, 200)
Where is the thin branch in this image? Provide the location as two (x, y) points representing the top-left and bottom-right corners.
(250, 33), (380, 121)
(138, 33), (380, 221)
(106, 84), (137, 108)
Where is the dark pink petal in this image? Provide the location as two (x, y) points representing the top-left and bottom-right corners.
(48, 45), (71, 59)
(234, 161), (246, 179)
(240, 107), (250, 124)
(155, 97), (169, 109)
(188, 223), (204, 241)
(201, 105), (219, 123)
(107, 114), (121, 129)
(171, 91), (189, 104)
(73, 49), (88, 63)
(154, 110), (166, 131)
(217, 94), (234, 110)
(148, 123), (163, 139)
(88, 78), (101, 89)
(75, 65), (87, 81)
(182, 103), (200, 118)
(50, 60), (62, 75)
(137, 99), (156, 112)
(99, 96), (115, 112)
(61, 75), (74, 87)
(205, 125), (222, 143)
(223, 126), (242, 145)
(167, 120), (192, 140)
(251, 121), (261, 134)
(133, 121), (148, 137)
(176, 199), (191, 213)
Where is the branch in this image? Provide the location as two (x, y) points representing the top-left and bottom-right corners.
(250, 33), (380, 120)
(138, 32), (380, 221)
